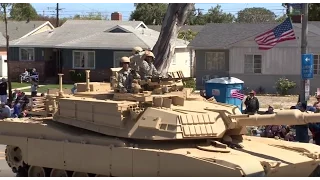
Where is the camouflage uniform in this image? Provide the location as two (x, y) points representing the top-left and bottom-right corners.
(139, 60), (159, 79)
(129, 51), (145, 72)
(117, 68), (140, 93)
(138, 51), (159, 79)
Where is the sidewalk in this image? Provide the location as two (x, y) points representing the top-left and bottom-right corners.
(6, 85), (45, 97)
(15, 85), (45, 91)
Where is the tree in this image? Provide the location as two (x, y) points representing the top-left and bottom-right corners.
(34, 15), (67, 27)
(205, 5), (235, 23)
(152, 3), (194, 76)
(236, 7), (277, 23)
(10, 3), (38, 21)
(309, 3), (320, 21)
(130, 3), (168, 25)
(73, 12), (106, 20)
(276, 14), (287, 22)
(184, 4), (197, 25)
(283, 3), (320, 21)
(0, 3), (13, 101)
(178, 29), (198, 41)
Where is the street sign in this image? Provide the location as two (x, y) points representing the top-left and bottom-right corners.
(301, 54), (314, 79)
(305, 79), (310, 101)
(288, 3), (302, 15)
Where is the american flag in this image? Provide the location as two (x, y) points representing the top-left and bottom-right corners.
(254, 18), (296, 50)
(230, 90), (245, 100)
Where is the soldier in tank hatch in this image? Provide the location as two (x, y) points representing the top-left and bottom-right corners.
(129, 46), (145, 72)
(117, 56), (140, 93)
(138, 51), (160, 79)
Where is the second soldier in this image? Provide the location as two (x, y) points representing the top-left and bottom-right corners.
(139, 51), (159, 79)
(117, 56), (140, 93)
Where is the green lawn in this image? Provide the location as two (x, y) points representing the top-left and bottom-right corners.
(9, 82), (74, 94)
(22, 84), (74, 93)
(11, 82), (30, 89)
(36, 84), (74, 93)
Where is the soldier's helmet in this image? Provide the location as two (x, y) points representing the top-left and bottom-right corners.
(120, 56), (130, 63)
(132, 47), (143, 54)
(145, 51), (155, 59)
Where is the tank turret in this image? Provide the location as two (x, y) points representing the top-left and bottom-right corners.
(50, 69), (320, 141)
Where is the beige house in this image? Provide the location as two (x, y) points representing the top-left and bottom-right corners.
(0, 21), (55, 77)
(189, 22), (320, 94)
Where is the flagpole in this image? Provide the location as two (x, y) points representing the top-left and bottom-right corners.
(300, 3), (308, 103)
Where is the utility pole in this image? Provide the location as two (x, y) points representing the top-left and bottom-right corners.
(195, 8), (204, 16)
(300, 3), (308, 103)
(2, 4), (12, 101)
(56, 3), (59, 27)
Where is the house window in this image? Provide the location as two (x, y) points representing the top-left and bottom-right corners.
(313, 55), (320, 75)
(244, 54), (262, 74)
(73, 51), (95, 69)
(19, 48), (34, 61)
(205, 52), (225, 71)
(113, 51), (131, 67)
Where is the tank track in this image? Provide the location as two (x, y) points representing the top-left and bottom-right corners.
(5, 145), (107, 177)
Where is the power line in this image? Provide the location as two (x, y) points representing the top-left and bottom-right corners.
(47, 3), (64, 27)
(37, 6), (286, 20)
(35, 7), (286, 14)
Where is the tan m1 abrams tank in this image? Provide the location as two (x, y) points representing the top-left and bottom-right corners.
(0, 70), (320, 177)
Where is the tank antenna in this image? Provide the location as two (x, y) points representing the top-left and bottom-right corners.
(85, 70), (91, 92)
(58, 73), (64, 97)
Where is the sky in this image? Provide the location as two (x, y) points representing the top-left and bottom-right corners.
(30, 3), (285, 19)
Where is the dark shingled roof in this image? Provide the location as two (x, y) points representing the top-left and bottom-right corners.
(10, 20), (188, 49)
(148, 25), (204, 33)
(0, 21), (49, 41)
(188, 21), (320, 49)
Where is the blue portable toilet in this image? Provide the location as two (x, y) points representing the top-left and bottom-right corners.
(205, 77), (244, 111)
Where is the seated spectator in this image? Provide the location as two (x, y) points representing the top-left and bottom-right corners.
(13, 89), (19, 100)
(12, 100), (22, 118)
(18, 92), (29, 111)
(264, 105), (274, 114)
(22, 69), (29, 76)
(71, 83), (77, 94)
(0, 103), (12, 119)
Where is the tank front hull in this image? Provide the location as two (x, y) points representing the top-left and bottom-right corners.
(0, 118), (319, 177)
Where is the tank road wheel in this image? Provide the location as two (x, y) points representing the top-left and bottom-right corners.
(5, 145), (26, 173)
(50, 169), (69, 177)
(72, 172), (89, 177)
(28, 166), (47, 177)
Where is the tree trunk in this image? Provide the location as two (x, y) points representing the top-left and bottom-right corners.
(3, 5), (12, 101)
(152, 3), (194, 77)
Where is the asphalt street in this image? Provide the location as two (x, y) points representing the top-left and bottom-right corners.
(0, 145), (16, 177)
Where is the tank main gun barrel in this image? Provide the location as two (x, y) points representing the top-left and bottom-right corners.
(233, 110), (320, 127)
